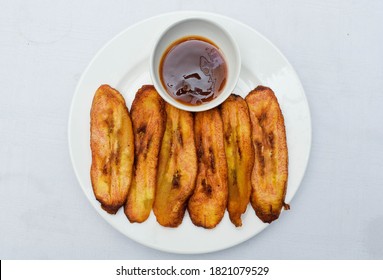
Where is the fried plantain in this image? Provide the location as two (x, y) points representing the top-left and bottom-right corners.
(90, 85), (134, 214)
(188, 108), (228, 229)
(153, 103), (197, 227)
(221, 94), (254, 227)
(125, 85), (166, 223)
(245, 86), (288, 223)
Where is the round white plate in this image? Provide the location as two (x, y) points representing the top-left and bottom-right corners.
(68, 11), (311, 254)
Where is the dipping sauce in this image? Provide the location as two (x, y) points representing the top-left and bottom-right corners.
(160, 36), (227, 106)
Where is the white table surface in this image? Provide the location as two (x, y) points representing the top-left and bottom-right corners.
(1, 0), (382, 260)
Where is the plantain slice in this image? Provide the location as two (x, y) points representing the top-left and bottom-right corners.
(245, 86), (288, 223)
(221, 94), (254, 227)
(90, 84), (134, 214)
(153, 103), (198, 227)
(188, 108), (228, 229)
(125, 85), (166, 223)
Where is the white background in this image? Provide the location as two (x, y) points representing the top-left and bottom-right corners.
(0, 0), (382, 259)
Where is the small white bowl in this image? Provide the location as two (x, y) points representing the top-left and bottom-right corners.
(150, 18), (241, 112)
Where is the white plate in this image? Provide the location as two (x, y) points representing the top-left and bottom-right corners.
(68, 11), (311, 254)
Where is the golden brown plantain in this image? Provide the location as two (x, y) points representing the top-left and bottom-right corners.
(153, 103), (197, 227)
(90, 84), (134, 214)
(125, 85), (166, 223)
(245, 86), (289, 223)
(221, 94), (254, 227)
(188, 108), (228, 229)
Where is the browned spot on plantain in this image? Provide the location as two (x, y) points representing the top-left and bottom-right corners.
(102, 164), (108, 175)
(146, 136), (152, 150)
(201, 179), (213, 197)
(137, 125), (146, 134)
(221, 94), (254, 227)
(208, 147), (216, 173)
(188, 108), (228, 229)
(268, 132), (274, 149)
(259, 112), (267, 125)
(90, 85), (134, 214)
(236, 139), (242, 159)
(153, 103), (197, 227)
(172, 170), (181, 189)
(125, 85), (166, 223)
(197, 139), (204, 162)
(176, 127), (183, 146)
(225, 126), (232, 143)
(105, 117), (114, 133)
(245, 86), (288, 223)
(254, 141), (265, 176)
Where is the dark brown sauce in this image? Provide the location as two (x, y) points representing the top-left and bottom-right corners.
(160, 36), (227, 106)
